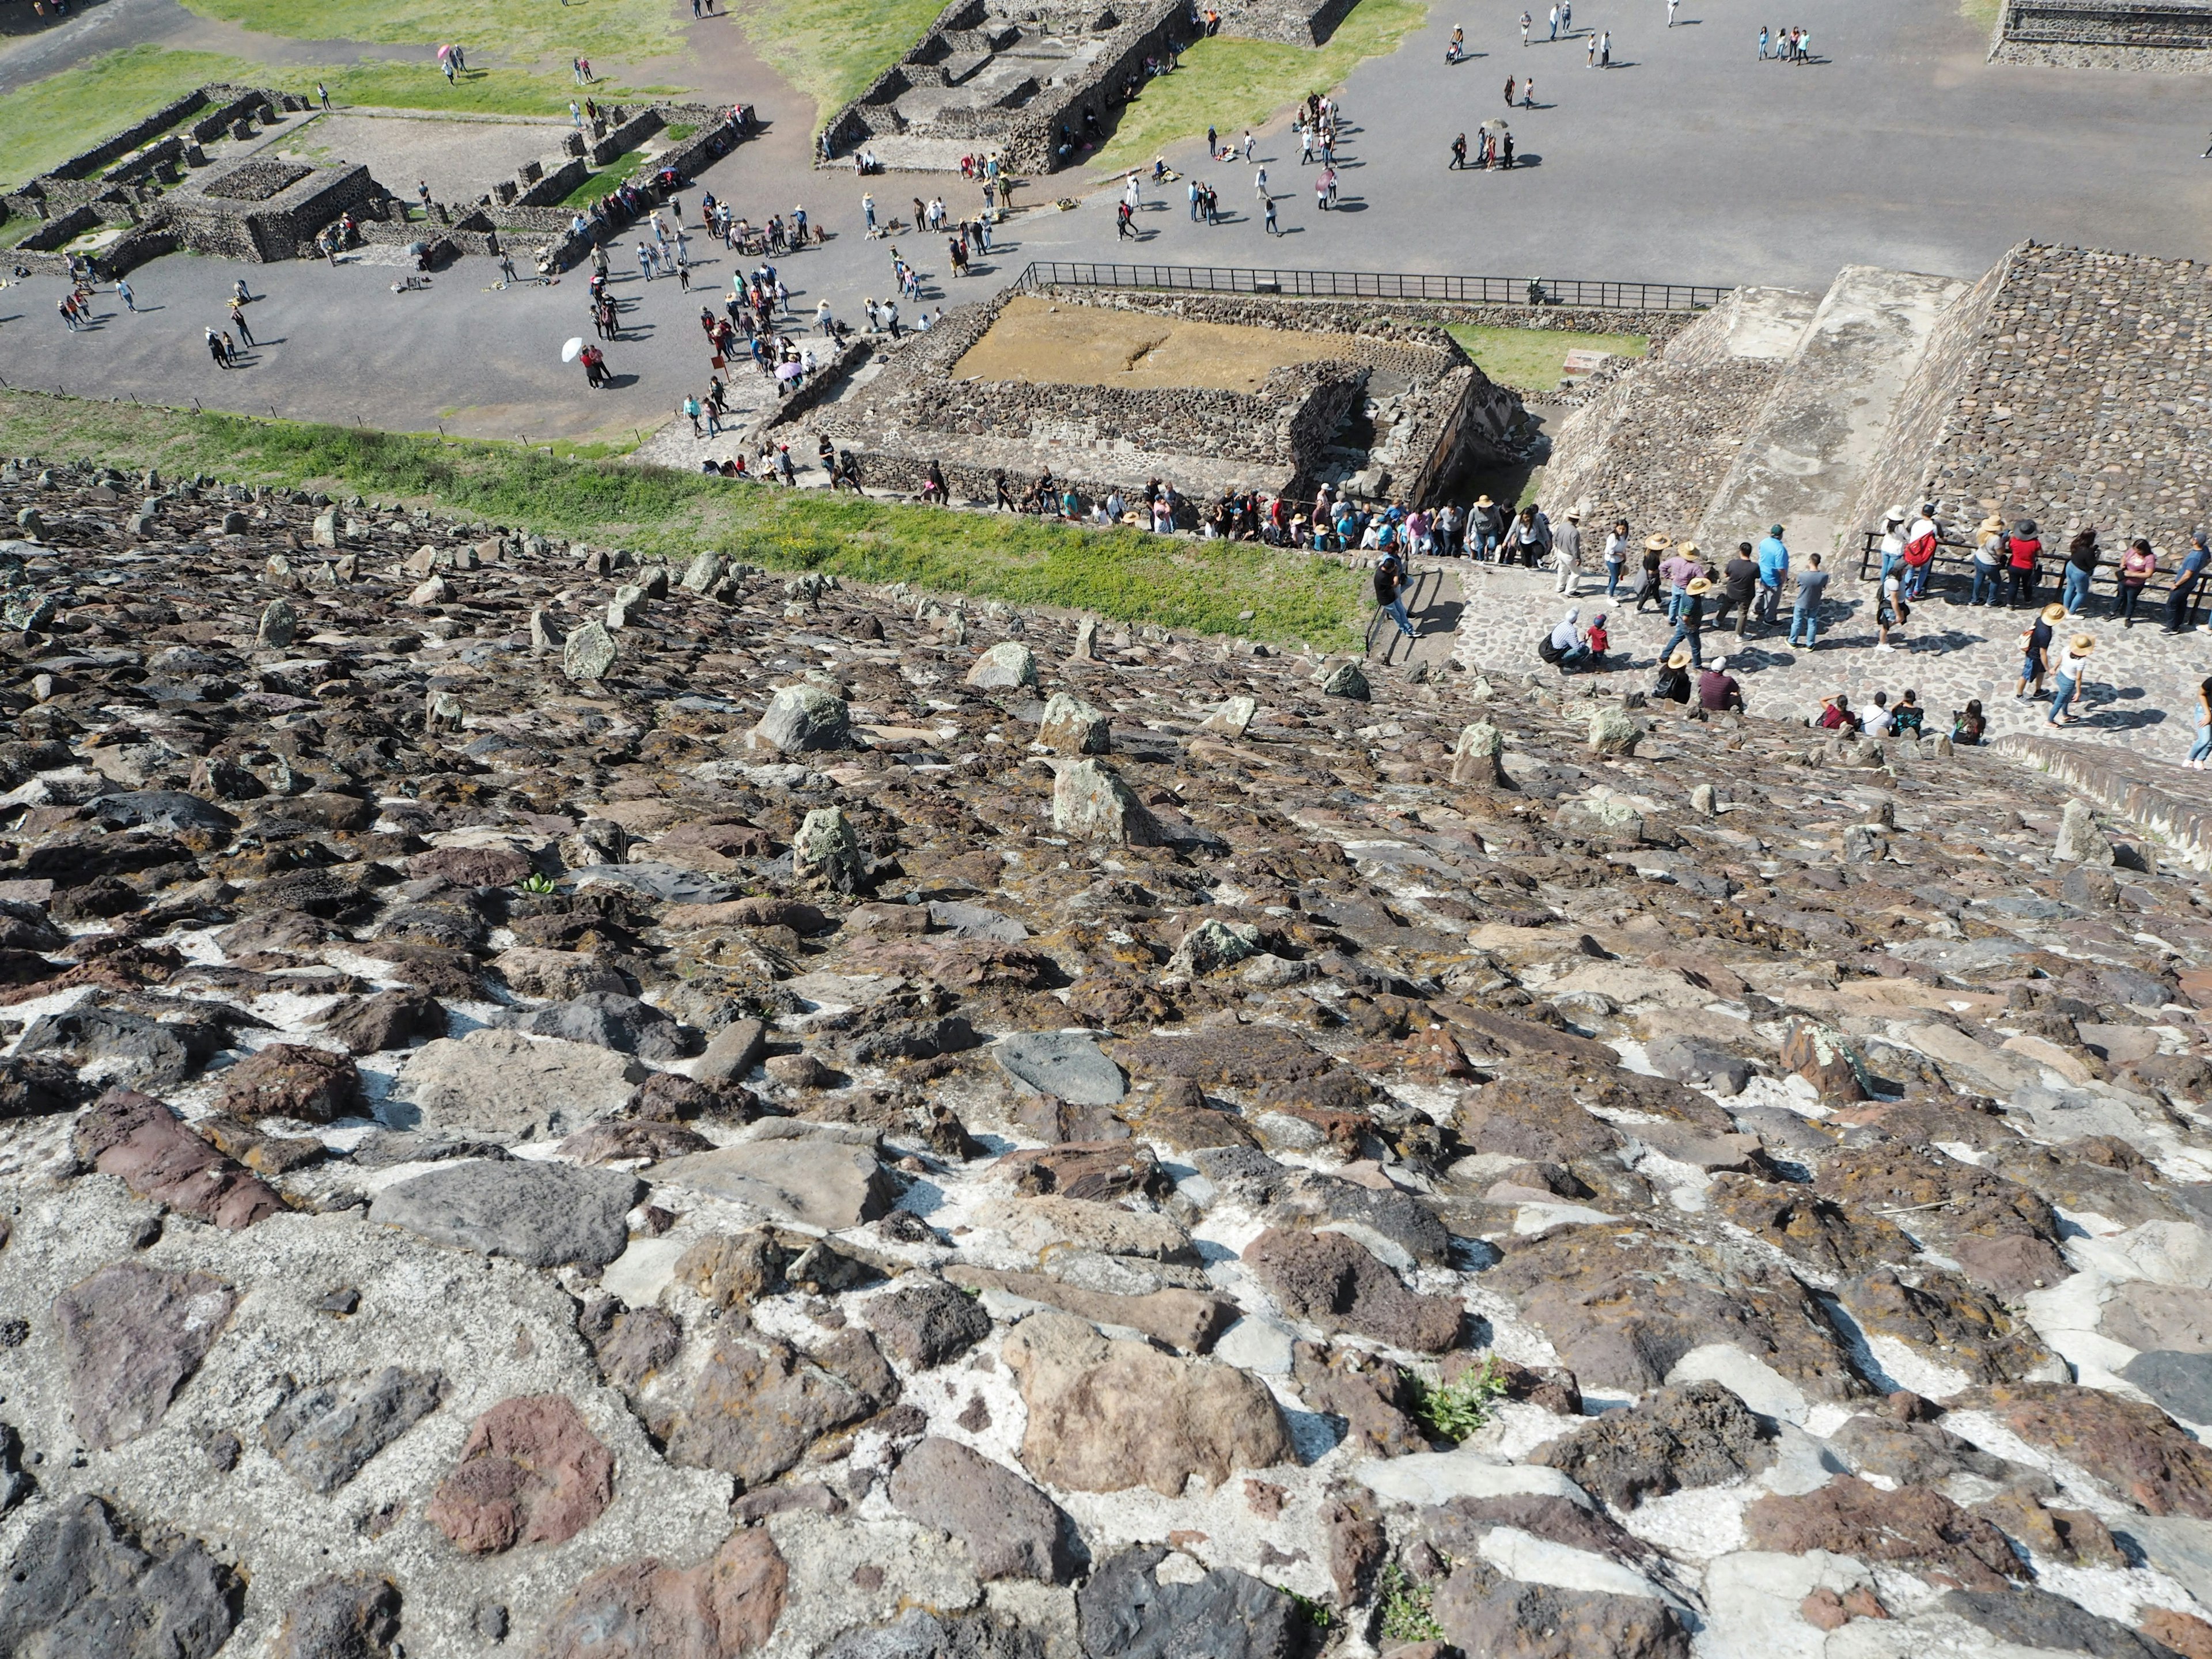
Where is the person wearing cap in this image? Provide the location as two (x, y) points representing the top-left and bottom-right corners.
(1635, 533), (1669, 613)
(1877, 506), (1908, 585)
(1717, 541), (1759, 637)
(1653, 645), (1694, 704)
(1552, 508), (1584, 594)
(1971, 514), (2007, 607)
(2170, 531), (2211, 633)
(2047, 632), (2094, 725)
(1698, 656), (1743, 714)
(1754, 524), (1789, 628)
(1661, 575), (1710, 669)
(2007, 518), (2043, 607)
(1603, 519), (1631, 597)
(2017, 600), (2064, 700)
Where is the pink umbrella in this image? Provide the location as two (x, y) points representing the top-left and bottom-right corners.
(436, 43), (453, 59)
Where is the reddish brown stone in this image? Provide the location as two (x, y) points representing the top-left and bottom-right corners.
(1744, 1476), (2025, 1590)
(2142, 1607), (2212, 1659)
(209, 1043), (361, 1123)
(538, 1527), (787, 1659)
(427, 1395), (615, 1554)
(72, 1087), (282, 1229)
(408, 845), (533, 887)
(1957, 1382), (2212, 1518)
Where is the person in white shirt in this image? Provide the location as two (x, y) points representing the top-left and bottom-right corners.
(2048, 632), (2095, 724)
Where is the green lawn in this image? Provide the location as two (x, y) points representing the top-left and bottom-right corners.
(734, 0), (949, 121)
(558, 149), (649, 206)
(0, 47), (680, 194)
(1444, 323), (1647, 393)
(0, 391), (1365, 648)
(0, 46), (255, 193)
(174, 0), (685, 70)
(1092, 0), (1426, 172)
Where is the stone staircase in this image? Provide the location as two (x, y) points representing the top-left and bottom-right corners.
(1695, 265), (1970, 562)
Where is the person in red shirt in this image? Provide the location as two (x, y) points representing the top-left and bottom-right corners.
(1817, 693), (1861, 733)
(2007, 519), (2042, 608)
(1584, 612), (1609, 667)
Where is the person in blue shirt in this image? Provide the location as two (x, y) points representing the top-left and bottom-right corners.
(1754, 524), (1789, 630)
(2168, 529), (2211, 633)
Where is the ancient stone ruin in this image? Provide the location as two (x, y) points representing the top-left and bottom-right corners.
(801, 282), (1525, 509)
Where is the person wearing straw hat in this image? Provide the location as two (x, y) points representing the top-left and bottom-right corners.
(1971, 513), (2007, 607)
(2048, 632), (2095, 725)
(1877, 506), (1909, 585)
(1653, 645), (1694, 705)
(1635, 533), (1669, 613)
(1468, 494), (1498, 561)
(2017, 601), (2065, 700)
(1661, 575), (1710, 669)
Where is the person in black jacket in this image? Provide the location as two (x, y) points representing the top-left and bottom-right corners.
(1714, 541), (1760, 635)
(1374, 551), (1415, 639)
(1653, 645), (1694, 704)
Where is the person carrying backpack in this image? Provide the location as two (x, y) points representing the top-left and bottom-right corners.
(1374, 550), (1415, 639)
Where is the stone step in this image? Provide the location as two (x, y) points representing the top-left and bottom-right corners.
(1695, 264), (1969, 563)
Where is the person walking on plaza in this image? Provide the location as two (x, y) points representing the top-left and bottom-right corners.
(2117, 536), (2157, 626)
(2047, 632), (2094, 725)
(1521, 9), (1532, 43)
(1548, 2), (1559, 37)
(206, 327), (225, 365)
(2008, 518), (2043, 606)
(1374, 549), (1415, 639)
(1552, 508), (1583, 593)
(1755, 523), (1788, 628)
(1789, 551), (1828, 647)
(1876, 506), (1907, 584)
(1634, 533), (1668, 611)
(1450, 132), (1467, 169)
(1264, 194), (1279, 234)
(1874, 566), (1907, 650)
(2063, 525), (2100, 614)
(115, 278), (135, 313)
(1661, 576), (1710, 668)
(1522, 75), (1535, 107)
(2018, 601), (2063, 699)
(229, 298), (253, 349)
(2169, 530), (2211, 631)
(1718, 541), (1759, 635)
(1599, 29), (1610, 63)
(2189, 675), (2212, 768)
(1505, 75), (1517, 106)
(1604, 518), (1630, 596)
(1759, 23), (1770, 56)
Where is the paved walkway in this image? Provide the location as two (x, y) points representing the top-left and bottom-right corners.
(1448, 557), (2212, 760)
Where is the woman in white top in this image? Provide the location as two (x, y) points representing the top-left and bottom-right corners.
(2048, 633), (2094, 725)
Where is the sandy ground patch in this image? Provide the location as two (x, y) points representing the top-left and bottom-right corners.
(950, 293), (1363, 391)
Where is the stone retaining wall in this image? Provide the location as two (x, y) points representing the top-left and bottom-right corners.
(1994, 730), (2212, 867)
(1210, 0), (1360, 47)
(1846, 240), (2212, 557)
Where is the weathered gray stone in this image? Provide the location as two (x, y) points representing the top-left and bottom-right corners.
(995, 1032), (1127, 1106)
(368, 1159), (643, 1267)
(1589, 704), (1641, 753)
(262, 1366), (446, 1494)
(396, 1028), (646, 1138)
(270, 1571), (402, 1659)
(793, 806), (867, 892)
(865, 1276), (993, 1368)
(1076, 1547), (1297, 1659)
(1199, 695), (1258, 737)
(2055, 798), (2115, 865)
(257, 597), (297, 648)
(1052, 759), (1158, 844)
(756, 684), (851, 753)
(652, 1132), (890, 1228)
(1451, 721), (1508, 786)
(1320, 660), (1371, 700)
(966, 641), (1039, 690)
(0, 1494), (241, 1659)
(1039, 692), (1110, 754)
(563, 619), (618, 681)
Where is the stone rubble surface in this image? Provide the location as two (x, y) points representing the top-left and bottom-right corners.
(12, 457), (2212, 1658)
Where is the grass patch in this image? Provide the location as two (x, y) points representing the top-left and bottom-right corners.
(1410, 1357), (1508, 1441)
(0, 391), (1363, 647)
(1963, 0), (2002, 29)
(0, 47), (683, 195)
(1092, 0), (1426, 172)
(661, 122), (697, 143)
(0, 45), (257, 193)
(734, 0), (949, 121)
(558, 150), (649, 206)
(174, 0), (685, 71)
(1443, 323), (1647, 393)
(1377, 1565), (1444, 1644)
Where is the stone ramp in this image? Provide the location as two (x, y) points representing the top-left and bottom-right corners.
(1696, 265), (1971, 563)
(1365, 563), (1463, 669)
(1538, 285), (1817, 541)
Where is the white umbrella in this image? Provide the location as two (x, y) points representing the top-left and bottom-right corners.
(562, 336), (585, 363)
(1479, 118), (1510, 134)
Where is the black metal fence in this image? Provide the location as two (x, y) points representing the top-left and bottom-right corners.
(1855, 527), (2208, 621)
(1013, 260), (1729, 312)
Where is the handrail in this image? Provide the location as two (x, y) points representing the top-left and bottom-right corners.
(1013, 260), (1729, 312)
(1855, 527), (2203, 608)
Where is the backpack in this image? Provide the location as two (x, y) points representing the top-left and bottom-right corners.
(1903, 532), (1937, 567)
(1536, 631), (1565, 664)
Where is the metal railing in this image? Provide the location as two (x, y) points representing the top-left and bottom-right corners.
(1014, 260), (1729, 312)
(1855, 527), (2209, 620)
